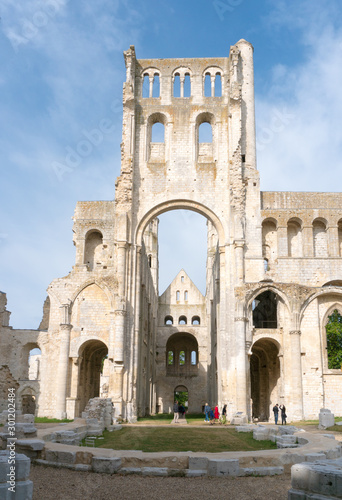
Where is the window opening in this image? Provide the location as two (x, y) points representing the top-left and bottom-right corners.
(148, 255), (152, 268)
(214, 73), (222, 96)
(151, 122), (164, 142)
(142, 74), (149, 98)
(165, 316), (173, 325)
(152, 74), (160, 98)
(252, 291), (278, 329)
(264, 258), (269, 273)
(184, 291), (188, 301)
(181, 276), (184, 283)
(326, 310), (342, 369)
(184, 73), (191, 97)
(179, 351), (185, 365)
(199, 122), (212, 143)
(204, 73), (211, 97)
(191, 351), (197, 365)
(168, 351), (174, 365)
(192, 316), (200, 325)
(176, 290), (180, 301)
(173, 74), (180, 97)
(179, 316), (187, 325)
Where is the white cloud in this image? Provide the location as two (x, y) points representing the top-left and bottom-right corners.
(257, 1), (342, 192)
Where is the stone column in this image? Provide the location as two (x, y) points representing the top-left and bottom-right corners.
(328, 225), (339, 257)
(277, 226), (288, 257)
(149, 76), (153, 98)
(235, 316), (248, 417)
(234, 239), (245, 284)
(211, 74), (215, 97)
(66, 356), (81, 419)
(289, 330), (304, 420)
(180, 76), (185, 98)
(56, 323), (72, 419)
(302, 226), (314, 257)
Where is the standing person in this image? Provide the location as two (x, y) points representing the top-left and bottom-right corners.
(204, 403), (210, 422)
(272, 404), (279, 425)
(209, 406), (215, 425)
(173, 400), (179, 423)
(214, 404), (220, 423)
(220, 404), (227, 425)
(280, 404), (287, 425)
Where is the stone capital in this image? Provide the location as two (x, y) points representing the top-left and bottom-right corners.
(60, 323), (72, 331)
(289, 330), (301, 336)
(235, 317), (248, 322)
(234, 239), (245, 249)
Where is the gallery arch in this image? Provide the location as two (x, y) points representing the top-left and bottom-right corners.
(77, 339), (108, 414)
(250, 338), (281, 421)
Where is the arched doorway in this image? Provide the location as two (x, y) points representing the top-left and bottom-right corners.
(78, 339), (108, 414)
(22, 395), (36, 415)
(174, 385), (189, 414)
(250, 339), (280, 421)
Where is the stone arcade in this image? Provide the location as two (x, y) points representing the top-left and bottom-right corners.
(1, 40), (342, 423)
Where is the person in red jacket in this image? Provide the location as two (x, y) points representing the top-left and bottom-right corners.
(214, 405), (220, 423)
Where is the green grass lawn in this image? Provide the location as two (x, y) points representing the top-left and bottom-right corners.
(34, 417), (73, 424)
(89, 427), (277, 453)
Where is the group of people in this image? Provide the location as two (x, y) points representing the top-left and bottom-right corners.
(173, 401), (186, 422)
(204, 403), (227, 425)
(272, 403), (287, 425)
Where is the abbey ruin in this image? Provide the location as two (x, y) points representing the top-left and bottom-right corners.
(1, 40), (342, 423)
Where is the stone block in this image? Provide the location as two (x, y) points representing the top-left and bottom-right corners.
(318, 408), (335, 430)
(291, 462), (342, 498)
(239, 466), (284, 476)
(92, 456), (121, 474)
(0, 479), (33, 500)
(188, 456), (208, 470)
(207, 459), (239, 477)
(141, 467), (168, 476)
(45, 450), (76, 464)
(305, 453), (326, 462)
(186, 469), (207, 477)
(119, 467), (143, 475)
(16, 439), (45, 451)
(0, 453), (31, 483)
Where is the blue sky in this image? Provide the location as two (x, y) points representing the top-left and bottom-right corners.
(1, 0), (342, 328)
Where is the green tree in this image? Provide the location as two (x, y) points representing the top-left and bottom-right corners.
(326, 309), (342, 369)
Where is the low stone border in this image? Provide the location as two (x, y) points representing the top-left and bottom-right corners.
(10, 420), (339, 478)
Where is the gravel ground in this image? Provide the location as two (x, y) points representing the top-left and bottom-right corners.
(30, 465), (292, 500)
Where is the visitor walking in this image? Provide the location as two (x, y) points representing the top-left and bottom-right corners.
(204, 403), (211, 422)
(209, 406), (215, 425)
(214, 404), (220, 423)
(220, 404), (227, 424)
(173, 400), (179, 422)
(280, 404), (287, 425)
(272, 404), (279, 424)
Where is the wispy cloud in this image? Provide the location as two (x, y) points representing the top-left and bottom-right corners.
(257, 0), (342, 191)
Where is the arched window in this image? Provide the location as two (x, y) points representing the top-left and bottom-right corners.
(184, 291), (188, 301)
(148, 113), (166, 161)
(313, 219), (327, 257)
(166, 333), (198, 376)
(198, 122), (213, 143)
(176, 290), (180, 301)
(152, 74), (160, 98)
(179, 315), (187, 325)
(326, 309), (342, 369)
(142, 74), (149, 98)
(214, 73), (222, 96)
(173, 74), (180, 97)
(338, 220), (342, 257)
(148, 254), (152, 268)
(252, 291), (278, 329)
(191, 316), (200, 325)
(287, 219), (302, 257)
(151, 122), (164, 142)
(264, 258), (269, 273)
(204, 73), (211, 96)
(262, 219), (277, 266)
(165, 316), (173, 325)
(168, 351), (174, 365)
(84, 231), (103, 271)
(184, 73), (191, 97)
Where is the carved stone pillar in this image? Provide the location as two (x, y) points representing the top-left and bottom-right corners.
(289, 330), (304, 420)
(234, 239), (245, 284)
(235, 316), (248, 416)
(56, 323), (72, 419)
